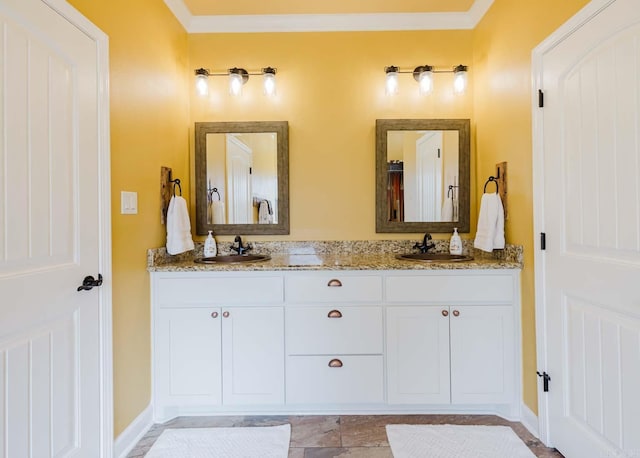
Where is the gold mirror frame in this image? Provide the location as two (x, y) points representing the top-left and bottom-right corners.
(375, 118), (470, 233)
(195, 121), (290, 235)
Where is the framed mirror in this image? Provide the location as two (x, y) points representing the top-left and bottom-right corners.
(376, 119), (470, 233)
(195, 121), (289, 235)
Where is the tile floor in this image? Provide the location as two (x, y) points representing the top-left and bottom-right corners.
(127, 414), (563, 457)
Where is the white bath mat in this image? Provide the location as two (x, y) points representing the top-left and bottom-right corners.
(386, 424), (536, 458)
(145, 424), (291, 458)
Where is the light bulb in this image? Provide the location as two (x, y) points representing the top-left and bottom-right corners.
(229, 72), (243, 96)
(262, 67), (277, 96)
(417, 67), (433, 95)
(194, 68), (209, 96)
(453, 65), (468, 94)
(385, 66), (399, 95)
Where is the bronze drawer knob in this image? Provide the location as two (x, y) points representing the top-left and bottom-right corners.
(327, 279), (343, 287)
(441, 310), (449, 317)
(211, 311), (219, 318)
(328, 358), (343, 368)
(452, 310), (460, 317)
(327, 309), (343, 318)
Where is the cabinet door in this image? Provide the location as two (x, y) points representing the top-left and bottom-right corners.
(155, 308), (222, 406)
(386, 306), (450, 404)
(449, 305), (515, 404)
(222, 307), (285, 405)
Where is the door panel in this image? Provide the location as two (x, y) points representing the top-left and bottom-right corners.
(540, 0), (640, 455)
(222, 307), (284, 405)
(450, 305), (514, 404)
(0, 0), (104, 455)
(386, 306), (450, 404)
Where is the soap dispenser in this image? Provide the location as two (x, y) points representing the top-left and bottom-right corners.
(204, 230), (217, 257)
(449, 227), (463, 255)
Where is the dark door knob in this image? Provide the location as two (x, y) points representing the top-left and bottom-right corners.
(77, 274), (103, 291)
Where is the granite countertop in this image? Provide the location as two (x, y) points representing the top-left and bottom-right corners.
(147, 240), (522, 272)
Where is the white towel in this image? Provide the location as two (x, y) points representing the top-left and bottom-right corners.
(211, 200), (226, 224)
(166, 195), (195, 255)
(441, 198), (454, 221)
(474, 193), (505, 252)
(258, 200), (273, 224)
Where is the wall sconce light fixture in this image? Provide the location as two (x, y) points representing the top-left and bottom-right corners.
(453, 65), (468, 95)
(194, 66), (278, 97)
(385, 66), (399, 95)
(384, 64), (468, 95)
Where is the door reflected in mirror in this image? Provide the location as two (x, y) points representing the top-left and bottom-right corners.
(376, 119), (470, 233)
(206, 132), (278, 225)
(195, 121), (289, 235)
(386, 130), (459, 223)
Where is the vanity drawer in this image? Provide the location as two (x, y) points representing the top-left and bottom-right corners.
(385, 274), (514, 304)
(286, 355), (384, 404)
(156, 275), (284, 306)
(285, 274), (383, 303)
(286, 306), (383, 355)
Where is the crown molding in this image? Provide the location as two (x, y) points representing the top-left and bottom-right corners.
(165, 0), (494, 33)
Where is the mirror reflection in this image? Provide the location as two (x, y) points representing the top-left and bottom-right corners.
(376, 119), (470, 233)
(386, 130), (459, 223)
(195, 121), (289, 235)
(205, 132), (278, 225)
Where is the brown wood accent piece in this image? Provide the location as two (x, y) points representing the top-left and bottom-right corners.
(496, 162), (507, 220)
(161, 166), (173, 225)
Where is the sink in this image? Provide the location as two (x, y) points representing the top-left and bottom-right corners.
(194, 254), (271, 264)
(396, 253), (474, 262)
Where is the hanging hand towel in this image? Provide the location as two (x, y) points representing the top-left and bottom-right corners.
(258, 200), (273, 224)
(166, 195), (195, 255)
(211, 200), (226, 224)
(474, 193), (505, 252)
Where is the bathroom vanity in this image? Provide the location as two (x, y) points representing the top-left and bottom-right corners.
(148, 245), (522, 423)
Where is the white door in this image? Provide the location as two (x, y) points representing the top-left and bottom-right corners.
(226, 135), (253, 224)
(449, 306), (514, 405)
(0, 0), (111, 456)
(535, 0), (640, 455)
(386, 306), (450, 404)
(221, 307), (284, 405)
(416, 132), (443, 221)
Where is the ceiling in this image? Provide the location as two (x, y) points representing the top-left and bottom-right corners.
(164, 0), (494, 33)
(181, 0), (476, 16)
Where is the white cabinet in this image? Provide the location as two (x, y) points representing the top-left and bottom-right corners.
(284, 273), (385, 405)
(386, 305), (515, 406)
(386, 306), (450, 404)
(151, 268), (521, 420)
(449, 305), (514, 404)
(155, 306), (284, 416)
(155, 308), (222, 408)
(221, 306), (285, 406)
(152, 273), (285, 421)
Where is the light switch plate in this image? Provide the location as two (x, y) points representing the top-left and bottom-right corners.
(121, 191), (138, 214)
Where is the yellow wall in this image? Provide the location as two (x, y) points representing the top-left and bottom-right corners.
(66, 0), (189, 436)
(472, 0), (590, 413)
(189, 31), (474, 240)
(65, 0), (594, 437)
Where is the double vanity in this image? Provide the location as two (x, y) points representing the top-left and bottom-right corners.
(148, 241), (523, 423)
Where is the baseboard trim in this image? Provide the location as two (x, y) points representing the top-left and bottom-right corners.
(113, 404), (154, 458)
(520, 403), (539, 439)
